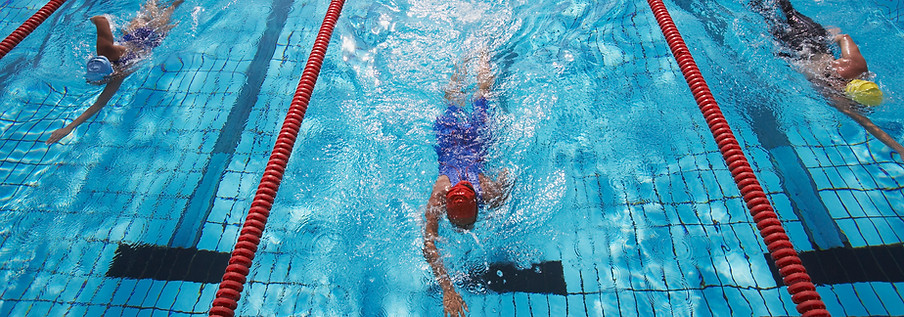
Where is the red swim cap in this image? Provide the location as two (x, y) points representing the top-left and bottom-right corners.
(446, 181), (478, 226)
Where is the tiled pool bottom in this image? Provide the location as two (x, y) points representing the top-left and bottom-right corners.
(870, 0), (904, 29)
(2, 0), (904, 315)
(2, 133), (904, 316)
(2, 86), (904, 317)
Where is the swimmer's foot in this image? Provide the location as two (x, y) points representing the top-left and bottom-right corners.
(477, 50), (494, 94)
(747, 0), (766, 12)
(747, 0), (780, 16)
(444, 60), (467, 102)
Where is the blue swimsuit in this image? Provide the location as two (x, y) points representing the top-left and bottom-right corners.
(434, 97), (491, 201)
(114, 27), (164, 67)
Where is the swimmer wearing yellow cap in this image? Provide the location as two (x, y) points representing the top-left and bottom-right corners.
(821, 32), (884, 106)
(828, 32), (884, 106)
(755, 0), (902, 156)
(845, 79), (883, 106)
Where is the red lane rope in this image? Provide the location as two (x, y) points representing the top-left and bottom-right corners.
(0, 0), (66, 60)
(208, 0), (346, 316)
(643, 1), (830, 316)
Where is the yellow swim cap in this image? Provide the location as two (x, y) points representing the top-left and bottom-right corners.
(845, 79), (883, 106)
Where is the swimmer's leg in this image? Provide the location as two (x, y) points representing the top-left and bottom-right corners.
(157, 0), (185, 28)
(167, 0), (186, 13)
(444, 59), (468, 106)
(775, 3), (830, 56)
(748, 0), (782, 25)
(131, 0), (183, 31)
(91, 16), (126, 61)
(775, 0), (797, 18)
(476, 49), (494, 99)
(470, 48), (494, 137)
(472, 51), (493, 130)
(127, 0), (159, 30)
(752, 0), (828, 57)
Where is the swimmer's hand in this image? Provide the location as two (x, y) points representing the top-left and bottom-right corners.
(826, 27), (848, 42)
(442, 288), (469, 317)
(45, 127), (72, 144)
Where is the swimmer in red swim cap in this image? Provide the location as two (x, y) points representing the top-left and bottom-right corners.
(422, 51), (511, 317)
(445, 181), (478, 228)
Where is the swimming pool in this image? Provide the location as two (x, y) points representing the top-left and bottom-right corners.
(1, 0), (903, 315)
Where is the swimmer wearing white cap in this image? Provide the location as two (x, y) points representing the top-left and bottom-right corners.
(46, 0), (184, 144)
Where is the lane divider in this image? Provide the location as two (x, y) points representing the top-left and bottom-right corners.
(642, 0), (830, 316)
(0, 0), (66, 60)
(208, 0), (346, 315)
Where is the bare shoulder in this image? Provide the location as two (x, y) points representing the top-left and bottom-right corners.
(478, 170), (512, 208)
(426, 175), (452, 220)
(432, 175), (452, 197)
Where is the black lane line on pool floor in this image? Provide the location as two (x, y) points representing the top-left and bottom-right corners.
(107, 0), (297, 283)
(748, 105), (850, 250)
(669, 0), (848, 250)
(169, 0), (297, 249)
(765, 244), (904, 285)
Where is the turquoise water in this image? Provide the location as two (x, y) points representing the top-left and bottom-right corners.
(1, 0), (904, 315)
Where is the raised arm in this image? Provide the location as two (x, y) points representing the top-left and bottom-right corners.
(91, 16), (126, 61)
(422, 176), (469, 317)
(46, 76), (125, 144)
(828, 95), (904, 158)
(835, 34), (864, 61)
(832, 34), (868, 79)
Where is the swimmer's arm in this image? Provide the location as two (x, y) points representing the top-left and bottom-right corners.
(46, 77), (124, 144)
(91, 16), (126, 61)
(478, 169), (510, 209)
(834, 34), (864, 61)
(829, 96), (904, 157)
(422, 177), (469, 316)
(423, 177), (453, 290)
(832, 34), (868, 78)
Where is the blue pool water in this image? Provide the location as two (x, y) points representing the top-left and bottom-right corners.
(1, 0), (904, 315)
